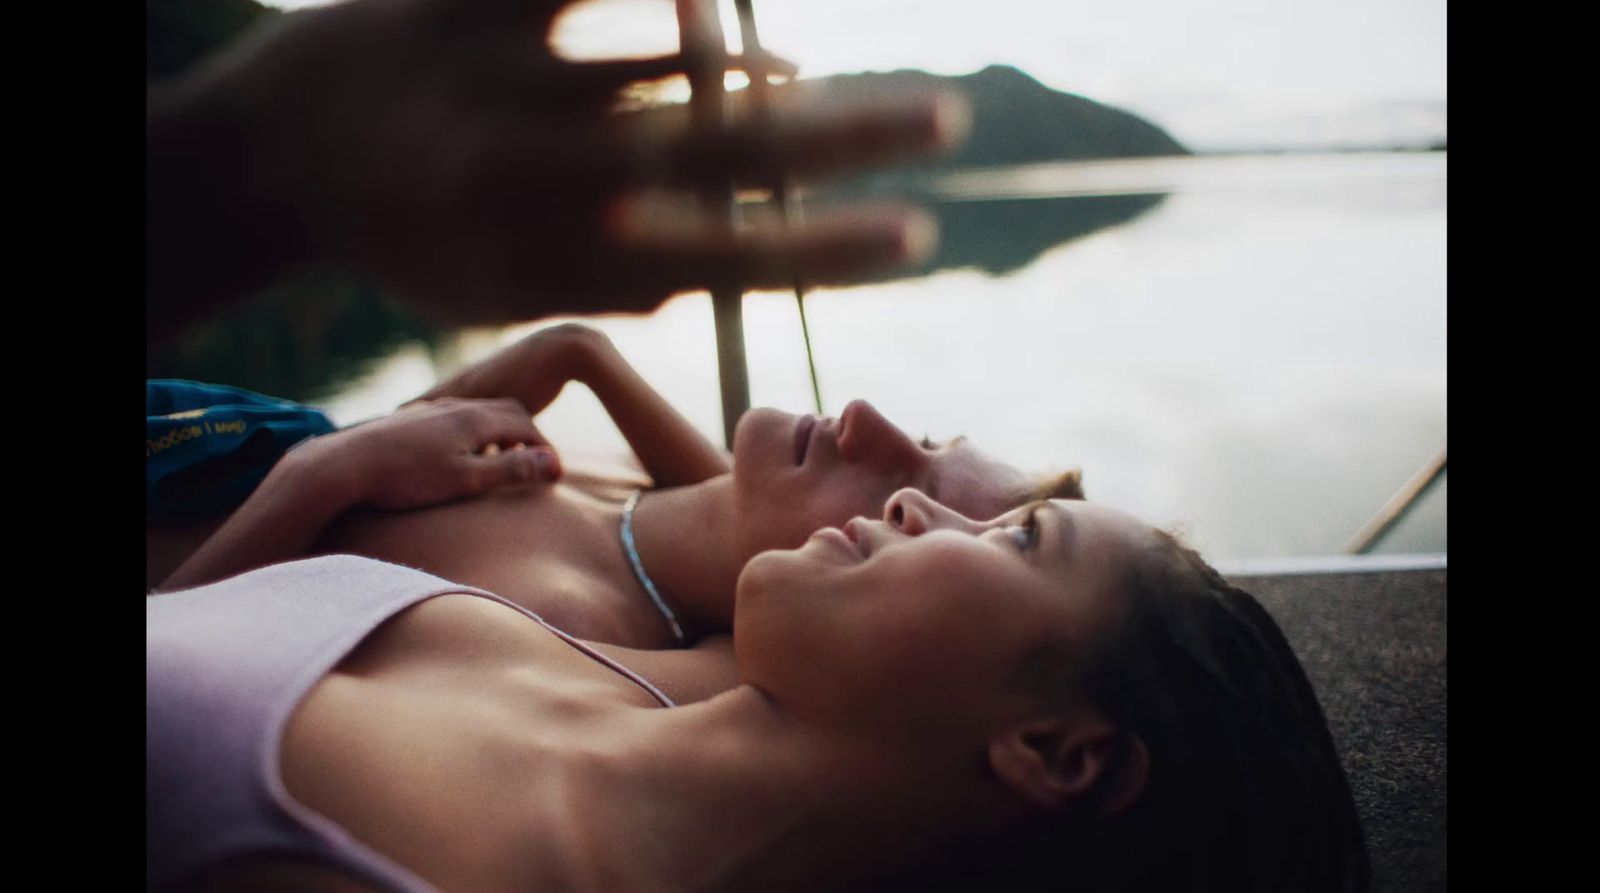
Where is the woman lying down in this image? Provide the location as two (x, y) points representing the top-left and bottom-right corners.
(146, 325), (1369, 892)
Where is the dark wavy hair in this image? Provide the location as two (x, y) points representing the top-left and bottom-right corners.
(881, 530), (1369, 893)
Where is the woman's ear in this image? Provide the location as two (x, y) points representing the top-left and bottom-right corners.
(988, 719), (1149, 815)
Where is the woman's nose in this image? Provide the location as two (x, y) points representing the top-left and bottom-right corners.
(836, 399), (924, 471)
(883, 488), (981, 536)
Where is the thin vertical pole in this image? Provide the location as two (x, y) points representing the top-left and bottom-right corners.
(676, 0), (750, 448)
(732, 0), (824, 415)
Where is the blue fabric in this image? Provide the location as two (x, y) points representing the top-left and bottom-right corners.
(147, 380), (335, 522)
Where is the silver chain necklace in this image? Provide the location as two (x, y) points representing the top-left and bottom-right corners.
(619, 491), (688, 645)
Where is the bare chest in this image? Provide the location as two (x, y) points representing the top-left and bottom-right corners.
(317, 484), (673, 646)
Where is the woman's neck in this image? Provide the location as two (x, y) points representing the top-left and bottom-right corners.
(560, 687), (1006, 893)
(626, 476), (746, 632)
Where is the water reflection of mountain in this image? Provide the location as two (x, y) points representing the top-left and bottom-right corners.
(799, 65), (1188, 277)
(915, 194), (1167, 276)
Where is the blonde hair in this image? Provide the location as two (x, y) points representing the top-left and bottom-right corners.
(1029, 468), (1085, 502)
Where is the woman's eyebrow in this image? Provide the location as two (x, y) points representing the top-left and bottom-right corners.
(920, 434), (969, 450)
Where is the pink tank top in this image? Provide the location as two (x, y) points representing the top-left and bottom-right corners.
(146, 554), (674, 892)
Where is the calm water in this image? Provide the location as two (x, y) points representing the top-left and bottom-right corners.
(318, 153), (1446, 561)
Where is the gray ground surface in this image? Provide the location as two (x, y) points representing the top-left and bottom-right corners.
(1237, 568), (1446, 893)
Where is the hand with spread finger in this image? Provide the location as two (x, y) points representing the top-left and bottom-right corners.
(157, 396), (559, 593)
(335, 398), (563, 509)
(147, 0), (970, 340)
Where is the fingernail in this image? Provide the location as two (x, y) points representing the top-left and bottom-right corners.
(896, 209), (938, 264)
(534, 448), (560, 482)
(929, 91), (973, 150)
(860, 209), (937, 264)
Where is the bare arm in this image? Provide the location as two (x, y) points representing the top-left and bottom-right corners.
(418, 324), (731, 488)
(574, 330), (732, 487)
(156, 399), (550, 593)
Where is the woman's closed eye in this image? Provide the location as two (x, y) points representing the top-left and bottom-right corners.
(918, 434), (969, 452)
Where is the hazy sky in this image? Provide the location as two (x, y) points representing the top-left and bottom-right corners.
(261, 0), (1445, 147)
(264, 0), (1446, 104)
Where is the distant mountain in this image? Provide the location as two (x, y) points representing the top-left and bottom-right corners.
(794, 66), (1188, 276)
(801, 65), (1189, 176)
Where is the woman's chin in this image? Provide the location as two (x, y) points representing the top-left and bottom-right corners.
(734, 544), (823, 617)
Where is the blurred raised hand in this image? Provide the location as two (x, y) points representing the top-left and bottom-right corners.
(147, 0), (968, 340)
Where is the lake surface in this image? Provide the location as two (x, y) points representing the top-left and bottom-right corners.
(317, 152), (1446, 562)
